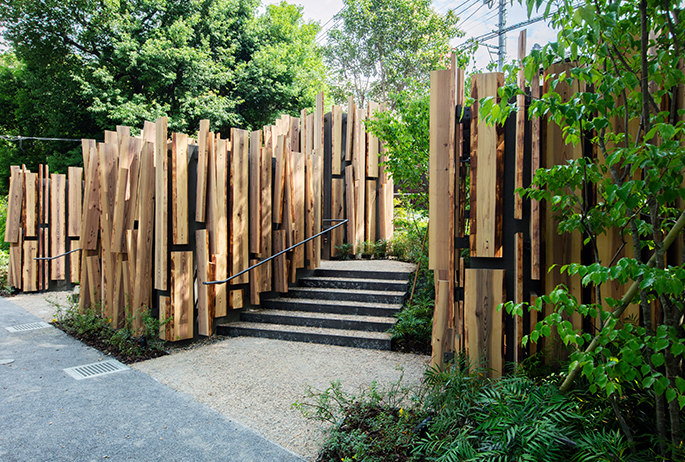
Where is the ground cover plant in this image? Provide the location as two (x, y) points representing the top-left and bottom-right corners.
(298, 362), (660, 462)
(51, 295), (169, 364)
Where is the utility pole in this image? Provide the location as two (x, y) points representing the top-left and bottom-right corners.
(497, 0), (507, 71)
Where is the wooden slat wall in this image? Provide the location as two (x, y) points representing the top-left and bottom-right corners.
(543, 62), (583, 339)
(465, 269), (506, 377)
(470, 73), (505, 259)
(50, 174), (66, 280)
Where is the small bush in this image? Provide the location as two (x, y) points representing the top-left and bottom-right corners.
(52, 295), (169, 363)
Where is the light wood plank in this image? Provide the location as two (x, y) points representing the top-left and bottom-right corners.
(24, 172), (37, 238)
(292, 151), (305, 268)
(331, 178), (344, 256)
(465, 269), (506, 378)
(365, 180), (377, 243)
(231, 128), (249, 284)
(67, 167), (83, 237)
(367, 102), (380, 178)
(249, 130), (262, 254)
(331, 105), (343, 175)
(172, 132), (189, 244)
(469, 72), (505, 258)
(196, 119), (210, 222)
(50, 173), (66, 280)
(346, 96), (355, 161)
(132, 142), (155, 334)
(5, 168), (23, 243)
(22, 240), (38, 292)
(154, 116), (168, 291)
(515, 30), (527, 220)
(69, 239), (80, 283)
(171, 251), (193, 341)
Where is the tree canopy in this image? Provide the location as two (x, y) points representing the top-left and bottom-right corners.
(325, 0), (461, 107)
(0, 0), (326, 190)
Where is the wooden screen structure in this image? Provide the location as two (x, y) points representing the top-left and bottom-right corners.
(3, 92), (394, 341)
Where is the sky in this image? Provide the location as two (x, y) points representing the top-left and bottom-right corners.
(262, 0), (560, 70)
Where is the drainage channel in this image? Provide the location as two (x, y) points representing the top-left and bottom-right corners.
(5, 321), (52, 332)
(63, 360), (129, 380)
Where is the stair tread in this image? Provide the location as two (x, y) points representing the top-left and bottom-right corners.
(289, 287), (406, 296)
(301, 276), (409, 284)
(222, 321), (393, 339)
(266, 297), (402, 308)
(244, 309), (396, 324)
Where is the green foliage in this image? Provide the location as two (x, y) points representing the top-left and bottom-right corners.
(480, 0), (685, 455)
(52, 295), (170, 363)
(365, 90), (430, 210)
(300, 366), (648, 462)
(325, 0), (461, 106)
(0, 0), (326, 193)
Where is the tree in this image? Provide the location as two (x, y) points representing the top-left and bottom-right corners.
(325, 0), (461, 107)
(485, 0), (685, 457)
(0, 0), (326, 191)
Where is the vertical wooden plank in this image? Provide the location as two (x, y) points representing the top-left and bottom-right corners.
(431, 280), (451, 367)
(5, 168), (23, 243)
(249, 130), (262, 254)
(196, 230), (212, 336)
(346, 96), (355, 161)
(344, 165), (356, 255)
(367, 102), (380, 178)
(24, 172), (37, 238)
(331, 105), (343, 175)
(273, 230), (288, 292)
(159, 295), (172, 341)
(331, 178), (344, 256)
(292, 151), (305, 268)
(154, 116), (168, 291)
(110, 166), (129, 253)
(22, 240), (38, 292)
(273, 135), (286, 224)
(9, 232), (22, 288)
(543, 62), (583, 339)
(514, 232), (524, 363)
(81, 146), (100, 250)
(69, 239), (80, 283)
(515, 30), (526, 220)
(172, 132), (189, 245)
(171, 251), (193, 341)
(365, 180), (377, 243)
(470, 72), (505, 258)
(230, 128), (249, 285)
(196, 119), (210, 222)
(50, 174), (66, 280)
(132, 142), (155, 333)
(531, 68), (542, 280)
(312, 152), (323, 268)
(260, 146), (272, 291)
(315, 92), (324, 152)
(67, 167), (83, 237)
(465, 269), (506, 377)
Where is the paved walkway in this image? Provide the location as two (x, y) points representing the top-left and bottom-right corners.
(0, 298), (304, 462)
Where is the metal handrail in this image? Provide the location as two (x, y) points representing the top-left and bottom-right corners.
(204, 219), (348, 286)
(35, 248), (82, 261)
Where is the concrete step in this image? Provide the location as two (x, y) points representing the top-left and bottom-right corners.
(217, 322), (392, 350)
(299, 276), (408, 292)
(284, 287), (405, 304)
(314, 268), (413, 281)
(261, 297), (402, 317)
(240, 309), (396, 332)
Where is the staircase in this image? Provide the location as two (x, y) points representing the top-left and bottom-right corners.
(217, 261), (415, 350)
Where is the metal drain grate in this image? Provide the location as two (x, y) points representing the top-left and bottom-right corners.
(5, 321), (52, 333)
(63, 360), (128, 380)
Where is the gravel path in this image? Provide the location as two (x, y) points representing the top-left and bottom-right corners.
(133, 338), (429, 461)
(7, 289), (430, 461)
